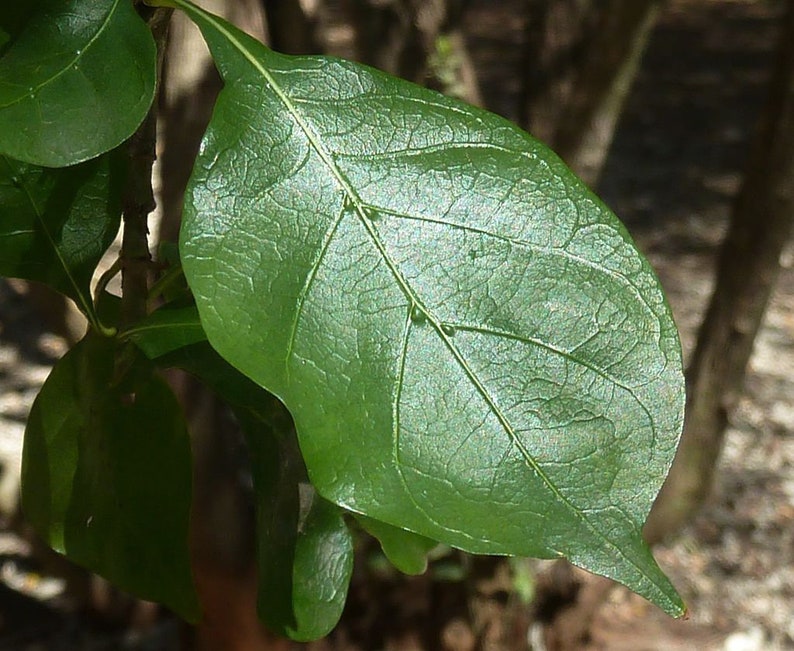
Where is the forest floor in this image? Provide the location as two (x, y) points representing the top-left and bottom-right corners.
(1, 0), (793, 649)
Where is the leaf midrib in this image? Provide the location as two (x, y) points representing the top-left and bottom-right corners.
(179, 0), (670, 601)
(0, 0), (120, 110)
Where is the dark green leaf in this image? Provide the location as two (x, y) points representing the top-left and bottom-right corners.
(286, 495), (353, 641)
(152, 341), (352, 639)
(0, 2), (40, 52)
(143, 341), (277, 426)
(355, 514), (436, 575)
(0, 0), (156, 166)
(244, 417), (303, 637)
(125, 304), (206, 359)
(175, 1), (685, 615)
(0, 154), (124, 327)
(21, 335), (199, 621)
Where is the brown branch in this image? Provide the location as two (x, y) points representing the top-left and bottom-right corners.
(120, 7), (172, 327)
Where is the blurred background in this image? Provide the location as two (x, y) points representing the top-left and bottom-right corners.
(1, 0), (793, 649)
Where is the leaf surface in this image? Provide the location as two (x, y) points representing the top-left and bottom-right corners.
(21, 335), (198, 620)
(125, 304), (206, 359)
(0, 154), (123, 326)
(0, 2), (40, 52)
(248, 425), (353, 641)
(355, 514), (437, 575)
(0, 0), (156, 166)
(176, 2), (686, 615)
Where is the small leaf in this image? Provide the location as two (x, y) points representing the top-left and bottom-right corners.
(21, 335), (199, 621)
(0, 0), (156, 166)
(152, 341), (352, 639)
(286, 495), (354, 641)
(0, 153), (124, 326)
(176, 1), (685, 615)
(125, 304), (206, 359)
(355, 514), (436, 575)
(245, 418), (302, 635)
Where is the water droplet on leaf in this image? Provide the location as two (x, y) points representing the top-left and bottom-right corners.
(410, 305), (426, 324)
(363, 207), (380, 221)
(441, 324), (456, 337)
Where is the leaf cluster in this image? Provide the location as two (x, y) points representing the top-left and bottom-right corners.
(0, 0), (686, 636)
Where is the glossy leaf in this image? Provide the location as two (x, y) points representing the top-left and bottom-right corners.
(21, 335), (198, 621)
(355, 514), (437, 575)
(0, 0), (156, 167)
(175, 2), (685, 615)
(0, 153), (124, 326)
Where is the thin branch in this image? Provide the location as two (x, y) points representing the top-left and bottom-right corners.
(120, 7), (172, 327)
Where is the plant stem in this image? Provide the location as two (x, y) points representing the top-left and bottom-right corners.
(120, 7), (172, 327)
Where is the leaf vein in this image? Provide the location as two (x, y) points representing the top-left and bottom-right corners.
(0, 155), (95, 321)
(284, 200), (348, 374)
(368, 204), (660, 339)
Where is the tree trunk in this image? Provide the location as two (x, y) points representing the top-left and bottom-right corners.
(520, 0), (659, 186)
(340, 0), (482, 106)
(520, 0), (593, 144)
(644, 0), (794, 544)
(551, 0), (660, 186)
(159, 4), (286, 650)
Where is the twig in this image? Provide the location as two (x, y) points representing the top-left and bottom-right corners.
(120, 7), (173, 327)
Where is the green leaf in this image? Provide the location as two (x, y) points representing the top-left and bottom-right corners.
(0, 153), (124, 328)
(176, 2), (685, 616)
(140, 340), (277, 426)
(355, 514), (436, 575)
(149, 340), (352, 639)
(124, 304), (207, 359)
(0, 2), (40, 52)
(21, 335), (199, 621)
(0, 0), (156, 167)
(285, 495), (354, 641)
(244, 418), (302, 635)
(246, 423), (353, 641)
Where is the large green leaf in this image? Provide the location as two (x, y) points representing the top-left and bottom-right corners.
(0, 153), (123, 328)
(21, 335), (198, 621)
(0, 0), (156, 167)
(173, 1), (685, 616)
